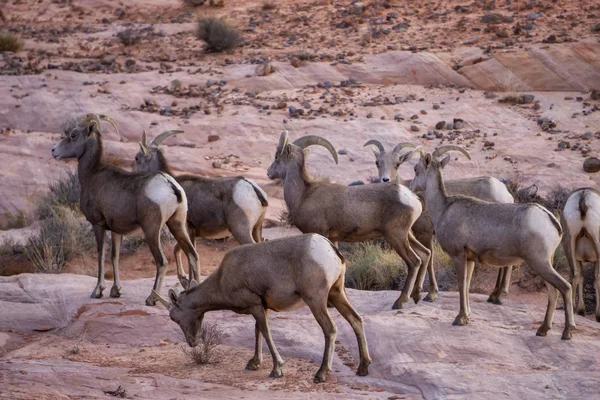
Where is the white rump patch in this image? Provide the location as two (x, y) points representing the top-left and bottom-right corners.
(233, 179), (265, 225)
(144, 173), (184, 216)
(398, 184), (422, 214)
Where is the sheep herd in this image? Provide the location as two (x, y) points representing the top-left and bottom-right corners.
(51, 113), (599, 383)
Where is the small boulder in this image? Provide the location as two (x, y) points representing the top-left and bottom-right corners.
(208, 134), (220, 143)
(255, 62), (275, 76)
(435, 121), (446, 129)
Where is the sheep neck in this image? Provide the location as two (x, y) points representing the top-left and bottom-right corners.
(184, 274), (227, 312)
(77, 133), (104, 184)
(424, 166), (449, 226)
(283, 161), (311, 217)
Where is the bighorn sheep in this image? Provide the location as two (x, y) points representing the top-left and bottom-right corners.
(153, 233), (371, 383)
(364, 139), (515, 304)
(133, 130), (268, 276)
(266, 131), (430, 309)
(51, 114), (199, 306)
(561, 188), (600, 321)
(408, 145), (574, 339)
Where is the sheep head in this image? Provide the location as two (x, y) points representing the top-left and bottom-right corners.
(133, 130), (183, 173)
(152, 281), (203, 347)
(409, 145), (471, 193)
(364, 140), (416, 183)
(52, 113), (118, 160)
(267, 130), (338, 180)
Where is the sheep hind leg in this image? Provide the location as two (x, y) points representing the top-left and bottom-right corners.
(91, 226), (107, 299)
(488, 267), (511, 305)
(452, 254), (470, 326)
(109, 233), (122, 298)
(410, 233), (431, 305)
(388, 233), (423, 310)
(328, 277), (371, 377)
(246, 313), (266, 370)
(251, 306), (284, 378)
(530, 259), (575, 340)
(573, 260), (586, 316)
(304, 296), (337, 383)
(252, 213), (266, 243)
(595, 261), (600, 322)
(144, 224), (168, 306)
(167, 217), (200, 287)
(423, 237), (438, 302)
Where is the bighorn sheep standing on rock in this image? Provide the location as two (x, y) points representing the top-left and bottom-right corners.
(409, 145), (574, 339)
(267, 131), (430, 309)
(133, 130), (268, 276)
(51, 114), (199, 306)
(364, 139), (515, 304)
(561, 188), (600, 321)
(154, 233), (371, 383)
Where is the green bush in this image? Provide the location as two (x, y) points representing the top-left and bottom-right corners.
(196, 18), (241, 52)
(343, 241), (406, 291)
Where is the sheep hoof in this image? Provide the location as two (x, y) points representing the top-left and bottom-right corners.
(536, 324), (550, 337)
(313, 368), (330, 383)
(452, 315), (469, 326)
(90, 285), (105, 299)
(245, 358), (261, 371)
(596, 315), (600, 323)
(411, 292), (422, 305)
(423, 292), (437, 302)
(356, 362), (370, 377)
(110, 286), (121, 298)
(391, 300), (404, 310)
(145, 294), (157, 306)
(577, 308), (586, 317)
(491, 298), (503, 305)
(269, 369), (283, 378)
(561, 327), (573, 340)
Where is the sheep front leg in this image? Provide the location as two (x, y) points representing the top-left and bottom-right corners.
(251, 306), (284, 378)
(452, 255), (470, 326)
(110, 233), (122, 298)
(91, 226), (107, 298)
(246, 315), (265, 371)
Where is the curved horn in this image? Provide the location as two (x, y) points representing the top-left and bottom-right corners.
(151, 130), (184, 147)
(292, 135), (339, 164)
(392, 142), (417, 154)
(398, 146), (425, 164)
(276, 130), (289, 155)
(151, 290), (170, 309)
(82, 113), (119, 134)
(363, 139), (385, 153)
(141, 130), (148, 147)
(433, 145), (471, 160)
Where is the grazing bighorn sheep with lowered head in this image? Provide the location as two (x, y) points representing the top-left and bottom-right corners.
(133, 130), (268, 277)
(267, 131), (430, 309)
(51, 114), (199, 305)
(409, 145), (575, 339)
(561, 187), (600, 321)
(364, 139), (515, 304)
(154, 233), (371, 383)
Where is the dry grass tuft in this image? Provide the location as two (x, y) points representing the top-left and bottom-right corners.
(181, 321), (228, 364)
(0, 32), (24, 52)
(343, 240), (406, 291)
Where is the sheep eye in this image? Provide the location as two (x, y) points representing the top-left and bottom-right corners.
(69, 133), (77, 140)
(375, 161), (379, 167)
(135, 156), (139, 162)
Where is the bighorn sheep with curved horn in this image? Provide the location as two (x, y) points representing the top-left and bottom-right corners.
(409, 144), (574, 339)
(133, 130), (268, 278)
(267, 131), (430, 309)
(561, 187), (600, 321)
(365, 139), (515, 304)
(51, 114), (199, 306)
(153, 233), (371, 383)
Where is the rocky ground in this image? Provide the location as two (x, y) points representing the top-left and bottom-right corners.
(1, 0), (600, 398)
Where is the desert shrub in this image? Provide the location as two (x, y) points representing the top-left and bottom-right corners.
(196, 18), (241, 52)
(262, 1), (277, 11)
(37, 170), (80, 219)
(542, 186), (570, 214)
(1, 210), (27, 230)
(180, 321), (228, 364)
(343, 240), (406, 291)
(0, 237), (25, 275)
(430, 240), (456, 291)
(0, 32), (24, 53)
(117, 29), (142, 46)
(26, 206), (94, 273)
(183, 0), (207, 5)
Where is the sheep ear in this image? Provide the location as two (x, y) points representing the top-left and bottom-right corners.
(188, 279), (199, 289)
(168, 289), (179, 306)
(440, 155), (451, 168)
(425, 153), (432, 167)
(284, 144), (291, 156)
